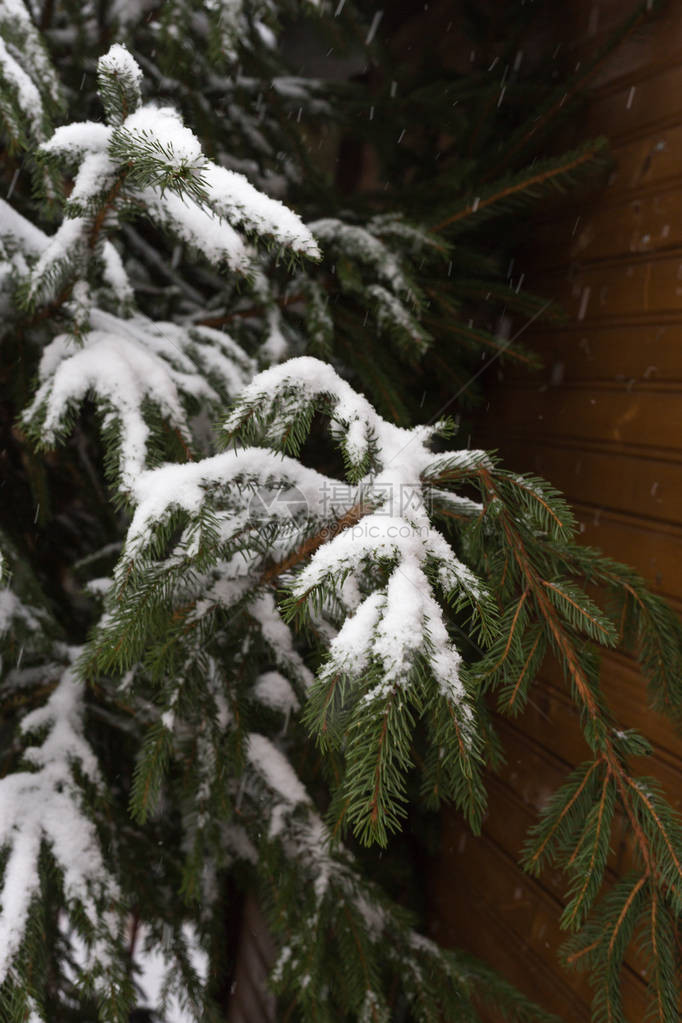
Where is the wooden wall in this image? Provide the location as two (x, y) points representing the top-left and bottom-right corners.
(429, 4), (682, 1020)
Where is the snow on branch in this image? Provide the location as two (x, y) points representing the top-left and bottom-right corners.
(115, 356), (493, 843)
(21, 309), (255, 490)
(203, 163), (320, 257)
(0, 0), (61, 145)
(27, 43), (319, 302)
(237, 726), (483, 1020)
(97, 42), (143, 125)
(119, 446), (348, 563)
(308, 217), (432, 354)
(150, 0), (323, 64)
(0, 660), (121, 988)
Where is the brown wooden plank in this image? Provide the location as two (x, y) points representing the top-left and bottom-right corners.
(529, 129), (682, 264)
(483, 720), (629, 883)
(495, 675), (682, 902)
(510, 437), (677, 515)
(536, 2), (682, 94)
(429, 881), (590, 1023)
(434, 818), (595, 1016)
(481, 384), (682, 454)
(506, 322), (682, 386)
(573, 504), (682, 599)
(603, 126), (682, 198)
(495, 681), (682, 812)
(536, 252), (682, 321)
(476, 718), (679, 984)
(560, 1), (682, 93)
(540, 651), (682, 762)
(433, 816), (651, 1020)
(482, 776), (569, 900)
(496, 439), (681, 526)
(586, 60), (682, 142)
(532, 181), (682, 265)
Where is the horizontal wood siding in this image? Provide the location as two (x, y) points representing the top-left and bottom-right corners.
(429, 4), (682, 1019)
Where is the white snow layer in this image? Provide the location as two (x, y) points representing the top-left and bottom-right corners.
(123, 448), (350, 558)
(203, 163), (320, 257)
(0, 34), (43, 136)
(254, 670), (299, 713)
(133, 923), (208, 1023)
(0, 0), (60, 138)
(118, 353), (483, 728)
(222, 358), (486, 720)
(122, 106), (205, 169)
(0, 663), (119, 983)
(34, 45), (318, 283)
(0, 198), (48, 256)
(22, 310), (254, 488)
(98, 41), (143, 93)
(247, 732), (308, 806)
(41, 120), (112, 160)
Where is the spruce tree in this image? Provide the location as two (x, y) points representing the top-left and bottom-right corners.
(1, 1), (680, 1021)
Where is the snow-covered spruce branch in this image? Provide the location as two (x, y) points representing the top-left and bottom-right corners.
(0, 656), (130, 1017)
(21, 301), (256, 492)
(14, 42), (323, 493)
(23, 44), (318, 314)
(307, 217), (435, 357)
(90, 356), (495, 847)
(0, 0), (61, 148)
(0, 536), (210, 1020)
(225, 729), (554, 1023)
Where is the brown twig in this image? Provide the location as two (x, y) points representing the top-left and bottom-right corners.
(432, 146), (603, 233)
(260, 503), (366, 587)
